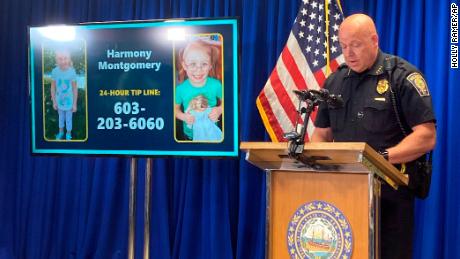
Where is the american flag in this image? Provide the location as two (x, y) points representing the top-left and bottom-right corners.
(256, 0), (345, 142)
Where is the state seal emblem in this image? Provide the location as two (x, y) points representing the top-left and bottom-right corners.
(287, 200), (353, 259)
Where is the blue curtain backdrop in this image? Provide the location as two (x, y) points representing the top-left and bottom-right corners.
(0, 0), (459, 258)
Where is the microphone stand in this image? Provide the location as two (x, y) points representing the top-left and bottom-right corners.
(285, 93), (322, 169)
(287, 98), (316, 155)
(285, 89), (341, 169)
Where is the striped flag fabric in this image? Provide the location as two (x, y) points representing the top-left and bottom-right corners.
(256, 0), (345, 142)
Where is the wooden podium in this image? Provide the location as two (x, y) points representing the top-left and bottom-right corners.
(240, 142), (408, 259)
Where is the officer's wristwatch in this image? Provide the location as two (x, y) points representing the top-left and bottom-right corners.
(378, 150), (389, 160)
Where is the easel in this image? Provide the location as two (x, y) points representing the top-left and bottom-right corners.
(127, 158), (152, 259)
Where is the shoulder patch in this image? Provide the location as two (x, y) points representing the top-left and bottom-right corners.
(406, 72), (430, 97)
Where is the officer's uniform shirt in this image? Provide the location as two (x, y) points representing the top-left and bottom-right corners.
(315, 50), (435, 152)
(314, 50), (436, 259)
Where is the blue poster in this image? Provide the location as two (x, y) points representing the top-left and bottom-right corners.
(29, 18), (239, 156)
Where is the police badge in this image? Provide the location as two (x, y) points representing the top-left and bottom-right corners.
(287, 200), (353, 259)
(376, 79), (389, 94)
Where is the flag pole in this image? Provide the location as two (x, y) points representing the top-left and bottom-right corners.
(325, 0), (331, 77)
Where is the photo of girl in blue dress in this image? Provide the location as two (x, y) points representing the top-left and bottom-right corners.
(174, 35), (223, 142)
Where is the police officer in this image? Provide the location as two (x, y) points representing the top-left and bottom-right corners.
(311, 14), (436, 259)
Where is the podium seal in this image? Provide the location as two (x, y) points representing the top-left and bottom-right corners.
(287, 200), (353, 259)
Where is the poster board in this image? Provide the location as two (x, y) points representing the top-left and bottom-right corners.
(28, 18), (239, 157)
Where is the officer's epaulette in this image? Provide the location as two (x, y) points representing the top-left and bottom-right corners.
(334, 63), (350, 77)
(337, 63), (349, 70)
(325, 63), (347, 82)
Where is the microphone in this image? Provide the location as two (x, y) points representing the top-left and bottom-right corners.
(293, 90), (313, 101)
(317, 88), (332, 99)
(318, 89), (344, 108)
(293, 89), (343, 107)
